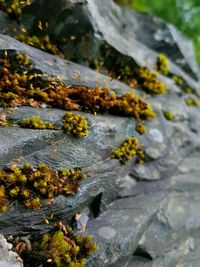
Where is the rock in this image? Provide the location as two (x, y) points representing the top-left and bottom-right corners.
(0, 1), (200, 266)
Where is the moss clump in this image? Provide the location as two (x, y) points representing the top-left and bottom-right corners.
(0, 185), (8, 212)
(163, 111), (175, 121)
(62, 112), (89, 138)
(0, 163), (85, 212)
(19, 116), (59, 130)
(156, 54), (169, 75)
(136, 149), (145, 164)
(111, 136), (139, 164)
(135, 122), (147, 135)
(137, 67), (167, 95)
(172, 75), (183, 86)
(0, 51), (155, 121)
(20, 222), (98, 267)
(185, 97), (199, 107)
(0, 0), (30, 20)
(17, 33), (61, 56)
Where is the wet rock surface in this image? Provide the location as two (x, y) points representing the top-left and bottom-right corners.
(0, 1), (200, 267)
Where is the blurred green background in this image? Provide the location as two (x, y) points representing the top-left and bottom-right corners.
(115, 0), (200, 66)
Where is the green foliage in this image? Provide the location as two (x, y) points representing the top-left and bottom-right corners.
(132, 0), (200, 65)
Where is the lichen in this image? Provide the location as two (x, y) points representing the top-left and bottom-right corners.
(0, 0), (30, 20)
(156, 53), (169, 75)
(0, 51), (155, 121)
(137, 67), (167, 95)
(20, 222), (98, 267)
(185, 97), (199, 107)
(0, 163), (85, 212)
(111, 136), (139, 164)
(19, 116), (59, 130)
(62, 112), (89, 138)
(163, 111), (175, 121)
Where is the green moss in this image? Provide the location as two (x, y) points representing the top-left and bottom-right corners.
(0, 163), (85, 212)
(62, 112), (89, 138)
(185, 97), (199, 107)
(21, 222), (98, 267)
(19, 116), (59, 130)
(163, 111), (175, 121)
(156, 53), (169, 75)
(137, 67), (167, 94)
(111, 136), (139, 164)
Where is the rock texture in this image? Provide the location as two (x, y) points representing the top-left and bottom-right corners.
(0, 1), (200, 267)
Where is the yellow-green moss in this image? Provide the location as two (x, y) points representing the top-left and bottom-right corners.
(185, 97), (199, 107)
(21, 222), (98, 267)
(111, 136), (139, 164)
(135, 122), (147, 135)
(163, 111), (175, 121)
(19, 116), (59, 130)
(17, 33), (61, 55)
(156, 53), (169, 75)
(0, 163), (85, 212)
(62, 112), (89, 138)
(137, 67), (167, 95)
(0, 0), (30, 20)
(136, 149), (145, 164)
(172, 75), (183, 86)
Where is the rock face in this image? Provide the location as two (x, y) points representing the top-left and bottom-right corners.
(0, 1), (200, 267)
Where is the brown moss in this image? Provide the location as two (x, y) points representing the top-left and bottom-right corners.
(0, 51), (155, 121)
(0, 163), (85, 212)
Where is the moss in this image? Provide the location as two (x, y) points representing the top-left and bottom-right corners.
(137, 67), (167, 95)
(0, 0), (30, 20)
(17, 33), (61, 55)
(62, 112), (89, 138)
(20, 222), (98, 267)
(156, 53), (169, 75)
(163, 111), (175, 121)
(0, 51), (155, 121)
(0, 163), (85, 212)
(136, 149), (145, 164)
(135, 122), (147, 135)
(172, 75), (183, 86)
(111, 136), (139, 164)
(185, 97), (199, 107)
(19, 116), (59, 130)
